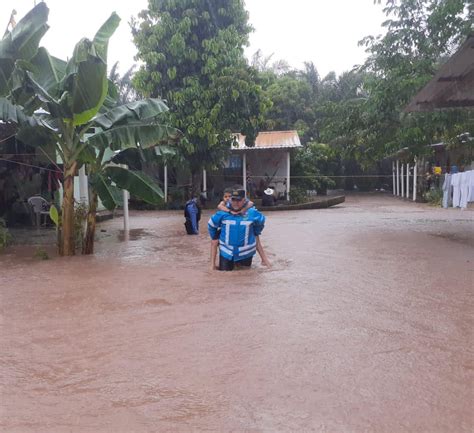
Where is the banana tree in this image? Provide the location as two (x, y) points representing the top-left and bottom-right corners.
(0, 4), (179, 255)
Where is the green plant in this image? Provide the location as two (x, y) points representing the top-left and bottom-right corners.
(0, 218), (12, 250)
(0, 4), (179, 255)
(289, 187), (308, 205)
(34, 247), (49, 260)
(423, 188), (443, 206)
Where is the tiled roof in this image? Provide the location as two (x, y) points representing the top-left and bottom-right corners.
(232, 130), (302, 150)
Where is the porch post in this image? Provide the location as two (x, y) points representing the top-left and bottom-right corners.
(164, 164), (168, 203)
(286, 151), (291, 201)
(392, 161), (396, 195)
(202, 168), (207, 198)
(413, 157), (417, 201)
(242, 152), (247, 195)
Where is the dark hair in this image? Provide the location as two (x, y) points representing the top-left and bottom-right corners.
(223, 187), (233, 194)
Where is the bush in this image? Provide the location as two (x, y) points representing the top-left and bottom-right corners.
(423, 188), (443, 206)
(289, 187), (308, 204)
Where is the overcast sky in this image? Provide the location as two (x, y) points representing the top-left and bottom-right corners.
(2, 0), (387, 77)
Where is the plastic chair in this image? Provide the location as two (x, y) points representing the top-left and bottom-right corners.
(27, 196), (51, 227)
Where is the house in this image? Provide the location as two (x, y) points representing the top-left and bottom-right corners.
(207, 130), (302, 201)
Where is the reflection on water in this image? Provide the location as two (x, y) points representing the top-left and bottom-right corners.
(1, 197), (473, 432)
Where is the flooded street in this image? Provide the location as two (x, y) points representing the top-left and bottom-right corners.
(1, 194), (473, 433)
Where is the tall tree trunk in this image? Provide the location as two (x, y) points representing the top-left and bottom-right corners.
(59, 161), (78, 256)
(191, 169), (202, 198)
(82, 191), (98, 255)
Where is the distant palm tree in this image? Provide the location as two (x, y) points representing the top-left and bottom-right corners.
(109, 62), (141, 105)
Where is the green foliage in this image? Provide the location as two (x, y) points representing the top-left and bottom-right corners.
(423, 188), (443, 206)
(0, 218), (12, 250)
(132, 0), (270, 185)
(289, 187), (308, 205)
(291, 143), (337, 194)
(0, 4), (179, 254)
(34, 247), (49, 260)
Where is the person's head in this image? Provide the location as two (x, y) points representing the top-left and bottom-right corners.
(229, 188), (246, 210)
(223, 188), (232, 202)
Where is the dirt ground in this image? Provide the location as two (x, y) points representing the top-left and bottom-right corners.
(1, 194), (473, 433)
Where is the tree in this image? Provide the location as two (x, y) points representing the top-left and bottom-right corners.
(0, 4), (178, 255)
(357, 0), (473, 159)
(132, 0), (269, 194)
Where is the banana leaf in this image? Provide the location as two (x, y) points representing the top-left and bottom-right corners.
(93, 98), (169, 129)
(105, 166), (163, 204)
(87, 123), (180, 150)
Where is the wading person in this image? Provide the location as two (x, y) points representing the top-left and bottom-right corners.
(184, 197), (201, 235)
(208, 188), (271, 271)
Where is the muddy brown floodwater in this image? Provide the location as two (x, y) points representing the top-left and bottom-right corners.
(1, 194), (473, 433)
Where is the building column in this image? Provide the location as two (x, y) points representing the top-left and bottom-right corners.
(164, 164), (168, 203)
(286, 151), (291, 201)
(242, 152), (247, 195)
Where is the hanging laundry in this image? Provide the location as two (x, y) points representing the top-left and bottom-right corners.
(459, 171), (470, 209)
(442, 173), (452, 209)
(451, 172), (461, 207)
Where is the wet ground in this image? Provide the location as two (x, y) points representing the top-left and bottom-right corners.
(1, 194), (473, 433)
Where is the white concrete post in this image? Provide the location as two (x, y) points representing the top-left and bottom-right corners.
(164, 164), (168, 203)
(242, 152), (247, 195)
(286, 151), (291, 201)
(406, 163), (410, 198)
(401, 162), (404, 197)
(392, 161), (396, 196)
(202, 168), (207, 199)
(396, 160), (400, 196)
(123, 190), (129, 232)
(413, 158), (417, 202)
(78, 165), (89, 205)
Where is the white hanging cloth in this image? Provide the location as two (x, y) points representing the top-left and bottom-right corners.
(451, 173), (461, 207)
(442, 173), (452, 208)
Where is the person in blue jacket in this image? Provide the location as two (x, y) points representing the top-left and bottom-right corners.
(184, 197), (201, 235)
(208, 188), (270, 271)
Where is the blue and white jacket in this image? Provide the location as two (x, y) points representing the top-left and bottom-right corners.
(208, 208), (266, 262)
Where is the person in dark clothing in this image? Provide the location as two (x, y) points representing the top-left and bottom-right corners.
(184, 197), (201, 234)
(261, 187), (277, 207)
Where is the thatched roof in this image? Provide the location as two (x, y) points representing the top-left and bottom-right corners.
(405, 33), (474, 112)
